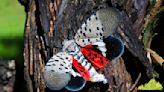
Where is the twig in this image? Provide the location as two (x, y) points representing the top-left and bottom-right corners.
(147, 48), (164, 67)
(129, 73), (141, 92)
(144, 0), (163, 30)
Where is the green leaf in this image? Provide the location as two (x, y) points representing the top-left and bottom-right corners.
(138, 79), (163, 90)
(143, 7), (164, 48)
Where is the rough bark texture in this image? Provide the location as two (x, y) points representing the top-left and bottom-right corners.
(0, 59), (15, 92)
(22, 0), (154, 92)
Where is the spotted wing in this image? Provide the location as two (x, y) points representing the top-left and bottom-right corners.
(44, 52), (72, 90)
(74, 13), (107, 56)
(74, 13), (104, 47)
(44, 52), (72, 73)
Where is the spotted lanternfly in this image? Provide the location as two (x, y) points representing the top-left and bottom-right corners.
(43, 8), (124, 91)
(62, 40), (108, 83)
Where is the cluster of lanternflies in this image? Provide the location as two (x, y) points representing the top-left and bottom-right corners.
(43, 7), (124, 91)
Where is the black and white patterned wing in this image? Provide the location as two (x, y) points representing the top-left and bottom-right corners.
(44, 52), (72, 90)
(74, 13), (107, 56)
(74, 13), (104, 47)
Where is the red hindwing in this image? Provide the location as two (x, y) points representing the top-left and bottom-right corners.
(80, 45), (109, 68)
(72, 45), (109, 80)
(72, 58), (90, 80)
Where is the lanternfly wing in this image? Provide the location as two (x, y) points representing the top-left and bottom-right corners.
(80, 45), (109, 68)
(44, 52), (72, 74)
(72, 58), (90, 80)
(44, 52), (73, 90)
(74, 13), (104, 47)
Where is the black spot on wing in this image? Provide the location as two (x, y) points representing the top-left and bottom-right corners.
(80, 69), (84, 73)
(100, 60), (104, 64)
(100, 57), (103, 60)
(80, 30), (83, 34)
(100, 57), (104, 64)
(88, 64), (92, 70)
(89, 29), (91, 32)
(52, 64), (56, 66)
(94, 54), (97, 57)
(60, 64), (64, 66)
(84, 21), (87, 26)
(59, 68), (62, 70)
(95, 16), (98, 20)
(91, 57), (94, 61)
(100, 33), (102, 36)
(59, 57), (64, 60)
(77, 55), (80, 60)
(84, 27), (87, 31)
(84, 61), (88, 66)
(46, 64), (51, 66)
(88, 17), (91, 21)
(97, 27), (99, 30)
(63, 61), (66, 64)
(83, 33), (86, 37)
(65, 67), (68, 69)
(102, 27), (104, 31)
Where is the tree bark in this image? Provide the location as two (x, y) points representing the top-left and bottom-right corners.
(22, 0), (154, 92)
(0, 59), (15, 92)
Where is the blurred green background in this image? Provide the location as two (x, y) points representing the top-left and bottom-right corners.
(0, 0), (25, 59)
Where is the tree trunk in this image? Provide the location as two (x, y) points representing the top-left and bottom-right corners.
(22, 0), (155, 92)
(0, 59), (15, 92)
